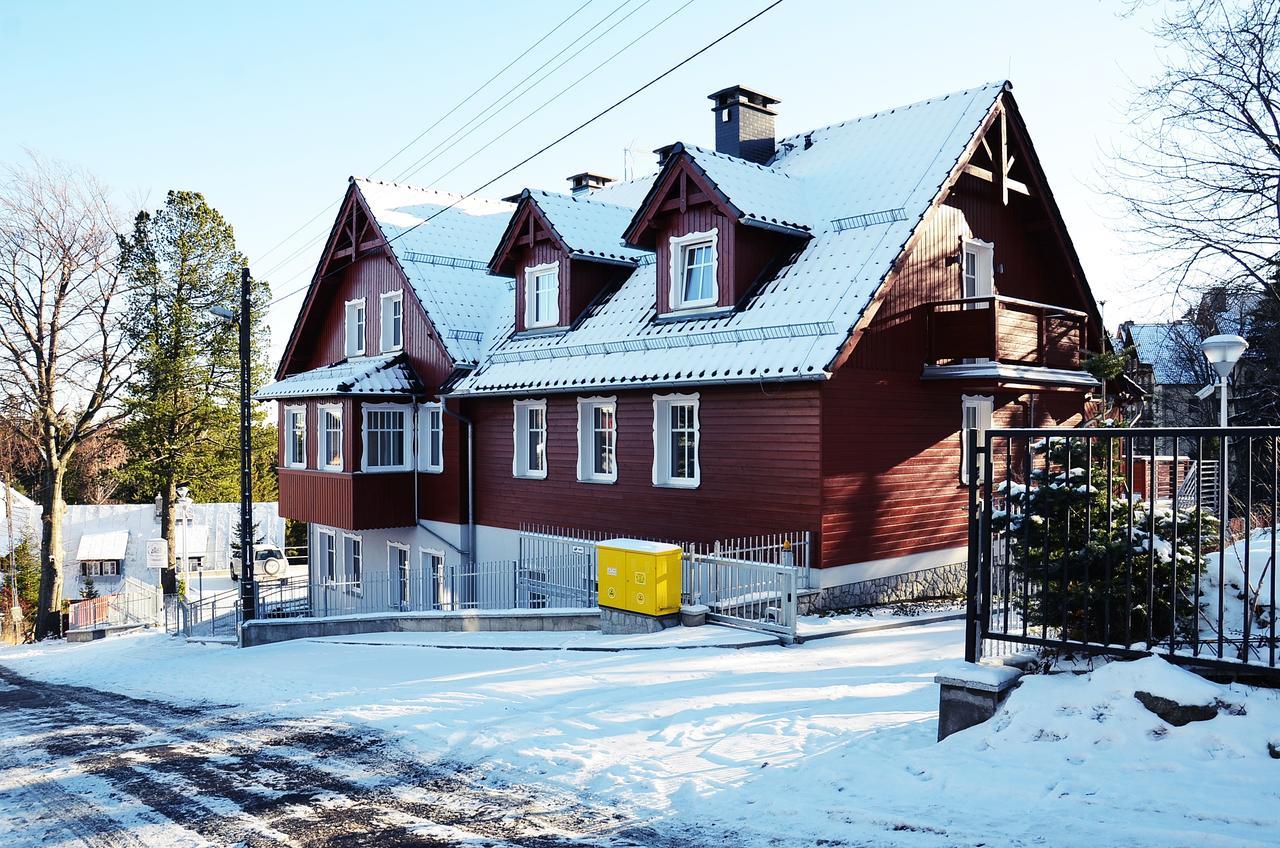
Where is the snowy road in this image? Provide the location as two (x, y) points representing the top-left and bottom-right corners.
(0, 667), (704, 847)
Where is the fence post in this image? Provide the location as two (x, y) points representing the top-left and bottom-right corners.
(964, 427), (982, 664)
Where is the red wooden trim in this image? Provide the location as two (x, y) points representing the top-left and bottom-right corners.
(488, 195), (570, 276)
(622, 148), (741, 248)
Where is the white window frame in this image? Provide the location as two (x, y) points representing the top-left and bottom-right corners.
(960, 238), (995, 302)
(523, 261), (560, 329)
(576, 396), (618, 484)
(283, 405), (307, 469)
(318, 403), (343, 472)
(344, 298), (366, 358)
(668, 228), (719, 312)
(317, 528), (337, 585)
(379, 290), (404, 353)
(361, 402), (413, 472)
(960, 394), (994, 484)
(512, 399), (548, 479)
(652, 393), (700, 488)
(342, 533), (362, 592)
(418, 403), (444, 473)
(389, 542), (410, 610)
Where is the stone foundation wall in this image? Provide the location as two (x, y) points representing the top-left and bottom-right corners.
(798, 560), (966, 614)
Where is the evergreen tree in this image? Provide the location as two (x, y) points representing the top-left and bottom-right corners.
(79, 576), (98, 600)
(1236, 287), (1280, 425)
(117, 191), (272, 594)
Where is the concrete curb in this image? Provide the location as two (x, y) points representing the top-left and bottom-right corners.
(795, 611), (966, 643)
(307, 634), (783, 652)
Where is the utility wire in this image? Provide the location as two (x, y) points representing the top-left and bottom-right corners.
(265, 0), (788, 308)
(252, 0), (601, 268)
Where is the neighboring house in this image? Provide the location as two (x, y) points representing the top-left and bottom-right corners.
(54, 502), (284, 600)
(262, 81), (1109, 609)
(0, 483), (39, 557)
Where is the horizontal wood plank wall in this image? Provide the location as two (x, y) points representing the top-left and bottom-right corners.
(467, 384), (822, 543)
(279, 469), (416, 530)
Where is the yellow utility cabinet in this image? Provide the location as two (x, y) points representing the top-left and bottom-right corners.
(596, 538), (682, 616)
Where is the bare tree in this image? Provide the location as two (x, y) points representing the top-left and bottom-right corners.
(0, 156), (133, 638)
(1116, 0), (1280, 301)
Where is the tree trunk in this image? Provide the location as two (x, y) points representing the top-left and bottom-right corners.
(34, 462), (66, 640)
(160, 478), (177, 596)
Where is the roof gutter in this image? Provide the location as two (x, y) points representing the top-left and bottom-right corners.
(445, 369), (831, 399)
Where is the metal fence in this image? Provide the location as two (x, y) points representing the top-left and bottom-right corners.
(253, 555), (598, 621)
(179, 588), (241, 640)
(967, 426), (1280, 680)
(69, 577), (163, 631)
(684, 554), (797, 640)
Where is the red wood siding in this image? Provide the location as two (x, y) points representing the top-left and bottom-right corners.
(466, 385), (822, 543)
(278, 469), (416, 530)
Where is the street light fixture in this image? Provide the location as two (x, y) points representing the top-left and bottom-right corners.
(1200, 333), (1248, 526)
(208, 267), (256, 633)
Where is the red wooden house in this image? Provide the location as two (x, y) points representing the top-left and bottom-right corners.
(261, 81), (1107, 609)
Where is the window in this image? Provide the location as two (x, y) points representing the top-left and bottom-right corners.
(576, 397), (617, 483)
(390, 543), (410, 610)
(653, 394), (699, 487)
(961, 239), (995, 302)
(418, 403), (443, 473)
(524, 262), (560, 328)
(362, 404), (412, 471)
(344, 299), (366, 357)
(668, 229), (719, 311)
(284, 406), (306, 469)
(960, 395), (994, 484)
(513, 399), (547, 479)
(318, 529), (337, 584)
(319, 404), (343, 471)
(343, 534), (362, 589)
(380, 291), (403, 352)
(80, 560), (121, 577)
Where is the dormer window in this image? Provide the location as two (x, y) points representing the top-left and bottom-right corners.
(524, 261), (560, 329)
(669, 229), (719, 311)
(380, 291), (403, 352)
(344, 298), (365, 358)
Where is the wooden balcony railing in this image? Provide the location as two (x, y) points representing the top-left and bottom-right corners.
(924, 296), (1087, 370)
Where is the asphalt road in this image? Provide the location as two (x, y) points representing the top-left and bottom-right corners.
(0, 667), (704, 848)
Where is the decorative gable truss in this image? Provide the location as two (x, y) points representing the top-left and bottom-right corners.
(490, 191), (642, 334)
(621, 144), (810, 317)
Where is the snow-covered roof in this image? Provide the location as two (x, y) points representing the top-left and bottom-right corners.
(455, 82), (1008, 395)
(1126, 322), (1204, 386)
(76, 530), (129, 561)
(256, 354), (423, 400)
(680, 143), (812, 232)
(354, 179), (515, 364)
(523, 190), (649, 264)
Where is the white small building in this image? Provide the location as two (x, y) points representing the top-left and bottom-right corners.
(0, 484), (39, 558)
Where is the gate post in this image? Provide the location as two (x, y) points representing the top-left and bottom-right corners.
(964, 427), (983, 663)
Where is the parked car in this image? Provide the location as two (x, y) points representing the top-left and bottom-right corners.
(230, 544), (300, 581)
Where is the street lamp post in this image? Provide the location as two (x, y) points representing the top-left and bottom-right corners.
(175, 486), (197, 601)
(210, 266), (256, 628)
(1200, 334), (1248, 526)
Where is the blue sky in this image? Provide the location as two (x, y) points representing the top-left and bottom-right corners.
(1, 0), (1168, 359)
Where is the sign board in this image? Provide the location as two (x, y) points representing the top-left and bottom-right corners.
(146, 538), (168, 569)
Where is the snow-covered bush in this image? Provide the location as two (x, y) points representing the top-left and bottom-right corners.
(993, 434), (1218, 647)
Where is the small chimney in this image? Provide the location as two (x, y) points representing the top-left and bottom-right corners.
(708, 85), (780, 164)
(567, 172), (615, 197)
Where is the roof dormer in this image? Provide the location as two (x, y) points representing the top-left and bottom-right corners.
(490, 189), (648, 334)
(621, 143), (811, 318)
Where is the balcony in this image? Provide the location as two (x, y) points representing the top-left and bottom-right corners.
(278, 469), (417, 531)
(922, 296), (1098, 389)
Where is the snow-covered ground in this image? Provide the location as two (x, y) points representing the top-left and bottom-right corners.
(3, 623), (1279, 846)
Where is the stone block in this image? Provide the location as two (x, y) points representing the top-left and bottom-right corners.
(935, 661), (1023, 741)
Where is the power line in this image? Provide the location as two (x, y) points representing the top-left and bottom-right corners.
(265, 0), (789, 308)
(391, 0), (645, 184)
(252, 0), (602, 268)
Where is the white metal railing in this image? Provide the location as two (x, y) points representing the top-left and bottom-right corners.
(254, 557), (597, 621)
(69, 577), (162, 631)
(683, 553), (797, 642)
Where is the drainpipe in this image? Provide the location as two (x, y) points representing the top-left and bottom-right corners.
(440, 400), (476, 566)
(411, 399), (468, 559)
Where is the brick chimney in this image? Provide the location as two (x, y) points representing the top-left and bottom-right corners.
(567, 172), (615, 197)
(708, 85), (780, 164)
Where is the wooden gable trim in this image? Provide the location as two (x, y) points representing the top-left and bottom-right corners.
(824, 86), (1108, 375)
(621, 146), (741, 248)
(275, 180), (458, 379)
(488, 193), (569, 277)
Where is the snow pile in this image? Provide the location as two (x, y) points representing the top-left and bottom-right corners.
(3, 626), (1280, 846)
(1203, 527), (1277, 644)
